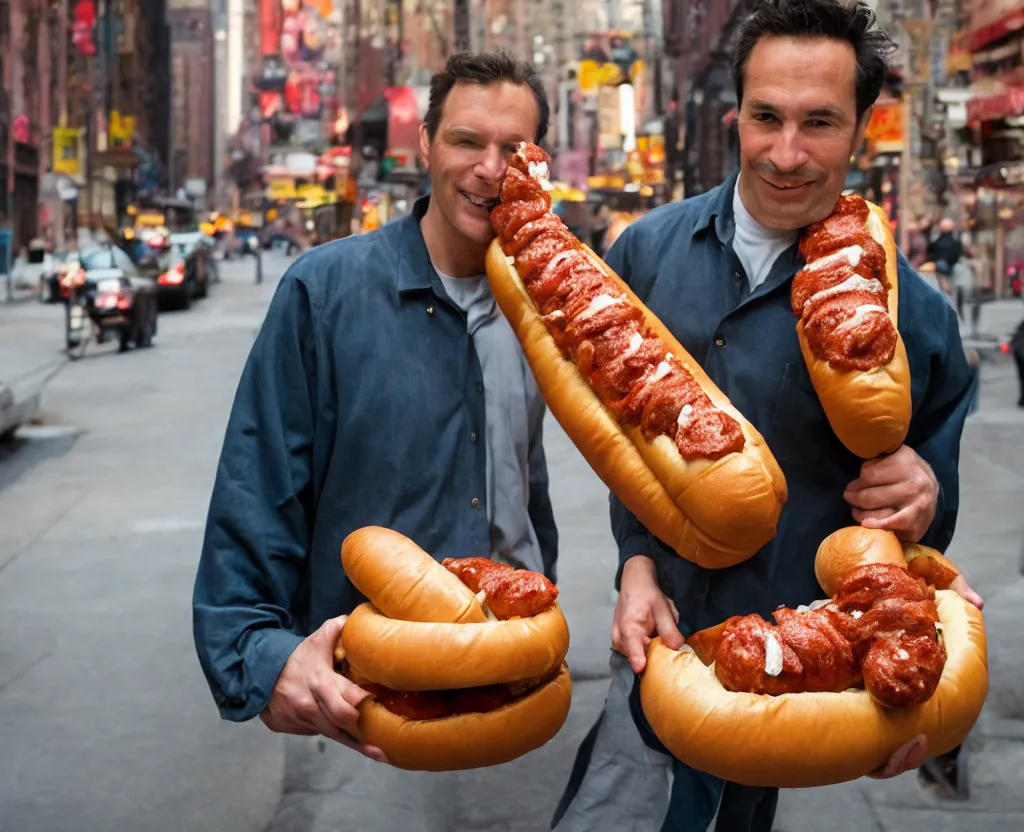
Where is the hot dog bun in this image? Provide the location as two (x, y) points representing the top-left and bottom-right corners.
(795, 201), (912, 459)
(486, 239), (787, 568)
(336, 527), (572, 770)
(337, 650), (573, 772)
(640, 528), (988, 787)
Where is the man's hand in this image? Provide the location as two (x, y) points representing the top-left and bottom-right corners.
(844, 446), (939, 543)
(950, 574), (984, 610)
(612, 556), (684, 675)
(260, 616), (388, 763)
(868, 734), (929, 779)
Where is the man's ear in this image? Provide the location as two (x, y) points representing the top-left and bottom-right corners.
(419, 124), (431, 171)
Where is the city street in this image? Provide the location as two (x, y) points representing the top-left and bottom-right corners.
(1, 254), (1022, 831)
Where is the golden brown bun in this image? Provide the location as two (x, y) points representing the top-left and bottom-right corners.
(351, 662), (573, 772)
(341, 602), (570, 691)
(796, 202), (912, 459)
(341, 527), (487, 624)
(814, 526), (907, 597)
(486, 239), (787, 568)
(640, 590), (987, 787)
(642, 527), (986, 786)
(903, 543), (961, 590)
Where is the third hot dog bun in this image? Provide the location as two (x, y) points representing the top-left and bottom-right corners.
(640, 528), (987, 787)
(794, 199), (912, 459)
(486, 147), (786, 568)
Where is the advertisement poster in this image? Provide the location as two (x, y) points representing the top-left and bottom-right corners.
(259, 1), (342, 126)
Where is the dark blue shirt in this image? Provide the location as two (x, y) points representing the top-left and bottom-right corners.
(609, 173), (973, 633)
(192, 198), (558, 722)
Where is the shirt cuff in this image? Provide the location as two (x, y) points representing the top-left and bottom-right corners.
(221, 627), (305, 723)
(615, 532), (651, 591)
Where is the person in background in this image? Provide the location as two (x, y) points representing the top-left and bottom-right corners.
(951, 250), (977, 324)
(906, 216), (931, 268)
(928, 217), (963, 271)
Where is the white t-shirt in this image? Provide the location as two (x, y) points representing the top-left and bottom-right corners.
(732, 177), (799, 292)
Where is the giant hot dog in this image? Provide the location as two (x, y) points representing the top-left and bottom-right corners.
(793, 195), (912, 459)
(641, 528), (988, 787)
(486, 142), (787, 568)
(334, 527), (572, 771)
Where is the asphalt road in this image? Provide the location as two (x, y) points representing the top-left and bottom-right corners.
(1, 251), (1021, 832)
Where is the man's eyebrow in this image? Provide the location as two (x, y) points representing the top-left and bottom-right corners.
(747, 99), (779, 112)
(806, 106), (846, 120)
(445, 127), (481, 139)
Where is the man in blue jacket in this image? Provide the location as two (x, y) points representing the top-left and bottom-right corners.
(553, 2), (983, 829)
(192, 53), (557, 763)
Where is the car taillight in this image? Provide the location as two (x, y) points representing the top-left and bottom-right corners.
(159, 262), (185, 285)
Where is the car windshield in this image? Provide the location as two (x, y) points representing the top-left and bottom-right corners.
(81, 248), (116, 270)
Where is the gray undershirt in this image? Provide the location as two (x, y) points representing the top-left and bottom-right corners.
(435, 269), (544, 574)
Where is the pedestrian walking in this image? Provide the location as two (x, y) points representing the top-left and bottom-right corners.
(193, 52), (558, 765)
(553, 3), (984, 830)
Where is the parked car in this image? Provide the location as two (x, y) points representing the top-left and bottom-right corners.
(155, 232), (217, 309)
(60, 245), (159, 352)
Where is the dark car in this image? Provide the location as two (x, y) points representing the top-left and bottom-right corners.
(64, 246), (159, 351)
(155, 232), (216, 309)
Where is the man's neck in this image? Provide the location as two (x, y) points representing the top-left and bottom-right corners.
(420, 202), (488, 278)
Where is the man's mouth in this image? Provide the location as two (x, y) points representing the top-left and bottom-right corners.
(763, 178), (812, 192)
(460, 190), (499, 210)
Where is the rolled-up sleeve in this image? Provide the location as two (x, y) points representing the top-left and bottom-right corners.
(192, 271), (320, 722)
(906, 301), (974, 554)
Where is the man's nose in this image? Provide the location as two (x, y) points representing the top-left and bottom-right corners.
(768, 126), (811, 174)
(475, 146), (506, 182)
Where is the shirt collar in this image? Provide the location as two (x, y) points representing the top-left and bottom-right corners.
(395, 196), (436, 295)
(693, 169), (740, 244)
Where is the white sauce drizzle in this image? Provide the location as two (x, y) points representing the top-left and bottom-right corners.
(623, 332), (644, 358)
(803, 276), (884, 312)
(803, 245), (864, 272)
(764, 632), (783, 677)
(833, 304), (888, 333)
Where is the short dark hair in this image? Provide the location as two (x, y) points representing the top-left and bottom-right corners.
(423, 51), (550, 143)
(731, 0), (896, 120)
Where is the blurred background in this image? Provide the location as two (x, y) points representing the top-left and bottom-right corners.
(0, 3), (1022, 832)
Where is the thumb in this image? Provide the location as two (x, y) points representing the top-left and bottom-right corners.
(319, 615), (348, 661)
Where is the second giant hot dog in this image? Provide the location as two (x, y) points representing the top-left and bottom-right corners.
(485, 143), (787, 568)
(792, 195), (911, 459)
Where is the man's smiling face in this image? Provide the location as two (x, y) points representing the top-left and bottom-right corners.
(736, 35), (871, 231)
(419, 81), (540, 249)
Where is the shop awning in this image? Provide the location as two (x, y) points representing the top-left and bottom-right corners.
(967, 86), (1024, 122)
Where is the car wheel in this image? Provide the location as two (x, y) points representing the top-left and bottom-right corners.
(179, 285), (192, 311)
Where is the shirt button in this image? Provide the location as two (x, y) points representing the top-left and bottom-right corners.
(470, 431), (478, 443)
(471, 497), (480, 508)
(715, 336), (727, 348)
(475, 381), (484, 393)
(426, 305), (435, 315)
(733, 271), (742, 281)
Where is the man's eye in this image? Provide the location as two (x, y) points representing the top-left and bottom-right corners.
(753, 113), (776, 123)
(457, 139), (479, 148)
(807, 120), (832, 129)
